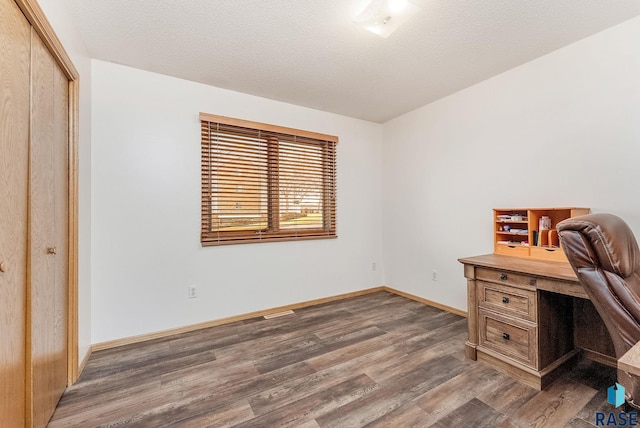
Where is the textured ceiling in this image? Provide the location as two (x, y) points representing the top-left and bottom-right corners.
(64, 0), (640, 123)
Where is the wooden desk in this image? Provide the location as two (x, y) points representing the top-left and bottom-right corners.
(620, 342), (640, 377)
(460, 253), (615, 389)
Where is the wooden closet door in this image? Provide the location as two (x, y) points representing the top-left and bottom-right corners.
(29, 28), (69, 427)
(52, 28), (70, 418)
(52, 25), (70, 404)
(0, 0), (31, 425)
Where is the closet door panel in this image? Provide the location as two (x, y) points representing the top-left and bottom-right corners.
(0, 0), (31, 425)
(30, 28), (68, 427)
(52, 47), (69, 402)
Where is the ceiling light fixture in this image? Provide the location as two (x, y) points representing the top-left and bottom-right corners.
(353, 0), (420, 38)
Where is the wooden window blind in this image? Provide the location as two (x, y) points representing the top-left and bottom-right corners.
(200, 113), (338, 246)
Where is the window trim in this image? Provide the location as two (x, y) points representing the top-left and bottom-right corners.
(200, 113), (338, 246)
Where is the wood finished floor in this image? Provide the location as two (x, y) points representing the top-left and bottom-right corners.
(49, 291), (617, 427)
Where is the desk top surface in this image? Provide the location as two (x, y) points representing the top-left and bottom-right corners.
(458, 253), (579, 283)
(619, 341), (640, 377)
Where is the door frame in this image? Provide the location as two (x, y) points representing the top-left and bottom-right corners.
(14, 0), (80, 383)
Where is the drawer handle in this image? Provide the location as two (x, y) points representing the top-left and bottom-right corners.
(502, 296), (510, 304)
(503, 333), (510, 341)
(500, 273), (508, 280)
(529, 279), (537, 286)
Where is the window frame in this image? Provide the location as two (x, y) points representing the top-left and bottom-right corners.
(200, 113), (338, 246)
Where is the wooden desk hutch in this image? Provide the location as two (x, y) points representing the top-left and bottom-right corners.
(460, 208), (615, 390)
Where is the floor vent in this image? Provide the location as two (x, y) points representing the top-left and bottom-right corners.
(264, 310), (295, 319)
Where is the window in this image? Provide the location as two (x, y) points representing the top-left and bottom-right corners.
(200, 113), (338, 246)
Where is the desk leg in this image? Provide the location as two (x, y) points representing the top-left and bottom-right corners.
(465, 275), (478, 360)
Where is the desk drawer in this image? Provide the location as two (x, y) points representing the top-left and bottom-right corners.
(530, 247), (567, 263)
(479, 309), (537, 368)
(479, 281), (537, 322)
(495, 244), (530, 258)
(476, 268), (538, 290)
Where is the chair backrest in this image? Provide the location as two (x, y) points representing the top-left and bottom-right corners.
(557, 213), (640, 358)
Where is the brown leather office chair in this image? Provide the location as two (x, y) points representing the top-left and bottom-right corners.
(557, 213), (640, 408)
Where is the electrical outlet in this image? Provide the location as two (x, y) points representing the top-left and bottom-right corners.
(372, 262), (377, 271)
(188, 285), (197, 299)
(432, 270), (438, 281)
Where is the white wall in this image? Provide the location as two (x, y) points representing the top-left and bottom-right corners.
(382, 16), (640, 312)
(38, 0), (92, 367)
(90, 61), (384, 343)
